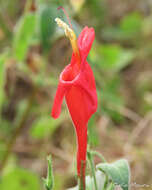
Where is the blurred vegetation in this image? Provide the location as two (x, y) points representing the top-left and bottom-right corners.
(0, 0), (152, 189)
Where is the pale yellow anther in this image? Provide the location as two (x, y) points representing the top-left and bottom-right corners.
(55, 18), (75, 40)
(55, 18), (80, 62)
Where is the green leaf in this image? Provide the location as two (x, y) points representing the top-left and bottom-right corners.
(0, 167), (41, 190)
(43, 155), (54, 190)
(13, 13), (36, 61)
(30, 116), (61, 139)
(98, 45), (135, 72)
(120, 12), (143, 38)
(97, 159), (130, 190)
(102, 12), (143, 41)
(87, 0), (106, 25)
(39, 5), (56, 51)
(99, 76), (124, 122)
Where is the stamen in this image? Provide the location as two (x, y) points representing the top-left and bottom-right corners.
(57, 6), (73, 30)
(55, 18), (75, 40)
(55, 18), (80, 63)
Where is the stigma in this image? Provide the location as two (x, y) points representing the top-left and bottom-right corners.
(55, 18), (80, 63)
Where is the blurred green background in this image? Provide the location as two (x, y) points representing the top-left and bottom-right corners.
(0, 0), (152, 189)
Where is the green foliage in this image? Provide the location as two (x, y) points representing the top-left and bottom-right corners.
(106, 183), (115, 190)
(87, 0), (106, 21)
(43, 155), (54, 190)
(97, 159), (130, 190)
(90, 43), (135, 121)
(13, 13), (36, 61)
(90, 44), (135, 73)
(68, 171), (106, 190)
(98, 45), (135, 72)
(88, 115), (99, 147)
(119, 12), (143, 38)
(53, 174), (65, 190)
(39, 5), (56, 51)
(0, 141), (6, 160)
(0, 54), (7, 107)
(99, 76), (124, 122)
(0, 167), (41, 190)
(30, 116), (61, 139)
(102, 12), (143, 41)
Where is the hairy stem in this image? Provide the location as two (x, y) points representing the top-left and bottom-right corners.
(87, 151), (98, 190)
(78, 160), (86, 190)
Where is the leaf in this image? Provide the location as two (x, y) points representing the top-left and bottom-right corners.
(30, 116), (61, 139)
(39, 5), (56, 51)
(102, 12), (143, 41)
(13, 13), (36, 61)
(98, 45), (135, 72)
(120, 12), (143, 38)
(0, 167), (41, 190)
(87, 0), (106, 23)
(96, 159), (130, 190)
(100, 76), (124, 122)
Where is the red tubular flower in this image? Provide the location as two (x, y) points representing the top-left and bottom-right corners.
(51, 18), (97, 187)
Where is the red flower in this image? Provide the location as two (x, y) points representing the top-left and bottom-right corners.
(51, 19), (97, 185)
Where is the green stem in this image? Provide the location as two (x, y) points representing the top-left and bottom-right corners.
(87, 151), (98, 190)
(44, 155), (54, 190)
(103, 174), (109, 190)
(78, 177), (84, 190)
(106, 182), (115, 190)
(78, 160), (86, 190)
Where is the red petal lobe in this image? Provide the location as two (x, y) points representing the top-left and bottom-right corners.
(51, 83), (67, 119)
(78, 27), (95, 61)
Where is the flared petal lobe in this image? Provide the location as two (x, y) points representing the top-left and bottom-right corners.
(78, 27), (95, 63)
(51, 83), (67, 119)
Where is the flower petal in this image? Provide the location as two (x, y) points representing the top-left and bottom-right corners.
(51, 83), (67, 119)
(78, 26), (95, 61)
(65, 85), (88, 175)
(65, 61), (97, 176)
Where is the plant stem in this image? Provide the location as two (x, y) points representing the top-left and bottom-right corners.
(87, 151), (98, 190)
(0, 89), (36, 172)
(44, 155), (54, 190)
(78, 160), (86, 190)
(103, 174), (109, 190)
